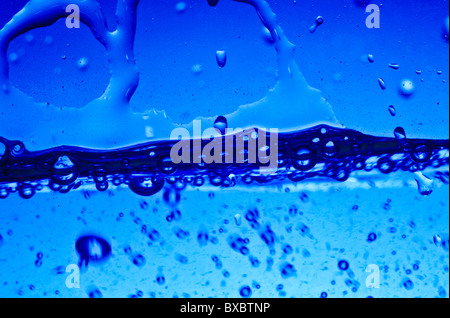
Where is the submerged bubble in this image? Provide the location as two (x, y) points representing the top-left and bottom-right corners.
(414, 172), (434, 196)
(75, 235), (111, 269)
(216, 50), (227, 68)
(239, 285), (252, 298)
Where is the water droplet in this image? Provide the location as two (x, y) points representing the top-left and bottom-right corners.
(309, 16), (324, 33)
(367, 54), (375, 63)
(388, 63), (399, 70)
(175, 2), (187, 13)
(213, 115), (228, 135)
(414, 172), (434, 196)
(234, 214), (242, 226)
(77, 57), (89, 70)
(261, 27), (274, 44)
(399, 79), (415, 97)
(207, 0), (219, 6)
(378, 78), (387, 90)
(388, 105), (396, 116)
(191, 64), (203, 74)
(394, 127), (406, 140)
(216, 50), (227, 68)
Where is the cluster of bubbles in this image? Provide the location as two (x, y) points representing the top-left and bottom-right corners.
(0, 124), (448, 199)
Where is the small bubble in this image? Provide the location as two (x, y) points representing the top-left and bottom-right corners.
(239, 285), (252, 298)
(338, 260), (349, 271)
(132, 254), (146, 267)
(403, 278), (414, 290)
(367, 232), (377, 242)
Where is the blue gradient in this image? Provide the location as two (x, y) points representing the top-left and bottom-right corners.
(0, 0), (448, 298)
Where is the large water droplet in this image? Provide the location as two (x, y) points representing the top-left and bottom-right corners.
(214, 116), (228, 135)
(399, 79), (415, 97)
(414, 172), (434, 196)
(394, 127), (406, 140)
(216, 50), (227, 68)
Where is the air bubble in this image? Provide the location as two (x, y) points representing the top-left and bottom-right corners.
(51, 155), (78, 186)
(75, 235), (111, 269)
(18, 184), (35, 199)
(292, 146), (316, 171)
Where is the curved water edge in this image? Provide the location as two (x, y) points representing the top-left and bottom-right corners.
(0, 0), (339, 150)
(1, 124), (448, 199)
